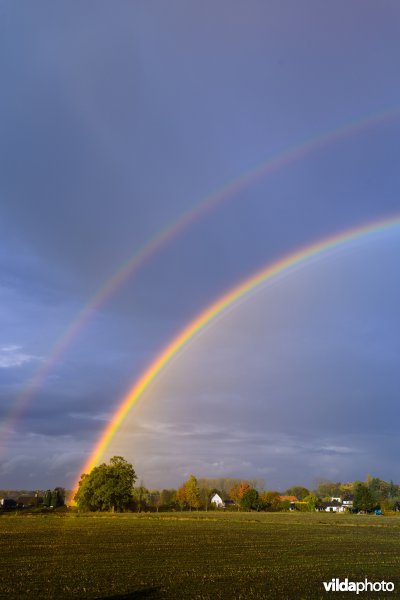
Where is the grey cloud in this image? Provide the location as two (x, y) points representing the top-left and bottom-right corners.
(0, 346), (42, 369)
(106, 418), (382, 490)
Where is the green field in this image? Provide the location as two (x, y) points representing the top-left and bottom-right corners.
(1, 511), (399, 599)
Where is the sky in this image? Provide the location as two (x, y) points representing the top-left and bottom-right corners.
(1, 1), (400, 491)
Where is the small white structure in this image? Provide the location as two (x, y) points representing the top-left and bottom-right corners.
(210, 493), (225, 508)
(324, 499), (344, 512)
(342, 495), (354, 509)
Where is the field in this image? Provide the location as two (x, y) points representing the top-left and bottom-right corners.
(1, 511), (400, 599)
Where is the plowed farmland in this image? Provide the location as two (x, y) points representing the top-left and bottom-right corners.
(1, 511), (399, 599)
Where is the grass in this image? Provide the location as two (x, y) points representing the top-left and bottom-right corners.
(1, 511), (399, 599)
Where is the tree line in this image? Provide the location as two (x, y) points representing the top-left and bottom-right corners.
(73, 457), (400, 513)
(0, 487), (66, 510)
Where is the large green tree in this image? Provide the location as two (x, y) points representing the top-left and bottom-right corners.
(74, 456), (137, 512)
(241, 488), (260, 511)
(353, 483), (377, 512)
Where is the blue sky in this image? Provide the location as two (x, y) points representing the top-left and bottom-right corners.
(1, 1), (400, 490)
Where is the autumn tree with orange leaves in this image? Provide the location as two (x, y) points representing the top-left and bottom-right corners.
(229, 482), (252, 509)
(176, 484), (187, 510)
(176, 475), (201, 511)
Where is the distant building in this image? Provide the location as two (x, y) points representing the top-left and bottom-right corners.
(316, 497), (353, 513)
(0, 498), (17, 509)
(323, 499), (343, 512)
(16, 494), (43, 508)
(210, 493), (225, 508)
(224, 499), (236, 507)
(278, 496), (298, 503)
(279, 495), (298, 510)
(210, 494), (235, 508)
(342, 494), (354, 509)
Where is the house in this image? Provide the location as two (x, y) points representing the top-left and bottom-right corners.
(316, 497), (354, 513)
(210, 493), (225, 508)
(16, 495), (42, 508)
(278, 496), (298, 502)
(322, 499), (343, 512)
(0, 498), (17, 509)
(210, 494), (235, 508)
(223, 499), (235, 507)
(279, 495), (298, 510)
(342, 494), (354, 509)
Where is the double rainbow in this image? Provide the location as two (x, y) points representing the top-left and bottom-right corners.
(73, 213), (400, 495)
(3, 106), (399, 455)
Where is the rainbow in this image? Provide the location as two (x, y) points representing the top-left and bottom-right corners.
(2, 106), (399, 454)
(73, 213), (400, 496)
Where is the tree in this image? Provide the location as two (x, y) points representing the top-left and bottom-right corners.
(229, 481), (252, 510)
(284, 486), (310, 501)
(239, 482), (251, 497)
(74, 456), (137, 512)
(229, 483), (242, 505)
(199, 486), (211, 511)
(279, 499), (291, 511)
(185, 475), (201, 511)
(259, 491), (281, 512)
(176, 476), (201, 511)
(51, 487), (66, 508)
(353, 483), (377, 512)
(160, 489), (177, 509)
(303, 493), (318, 512)
(176, 484), (187, 510)
(387, 480), (399, 499)
(148, 490), (161, 512)
(315, 481), (342, 500)
(366, 475), (386, 498)
(132, 483), (150, 512)
(241, 488), (260, 511)
(43, 488), (65, 508)
(43, 490), (52, 507)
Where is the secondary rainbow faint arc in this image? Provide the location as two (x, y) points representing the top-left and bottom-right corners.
(2, 106), (399, 453)
(75, 213), (400, 492)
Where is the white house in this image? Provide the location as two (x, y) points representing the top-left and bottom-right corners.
(316, 498), (345, 512)
(210, 493), (225, 508)
(342, 495), (354, 509)
(319, 497), (355, 513)
(324, 500), (343, 512)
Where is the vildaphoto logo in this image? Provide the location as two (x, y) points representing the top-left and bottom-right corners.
(323, 578), (395, 594)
